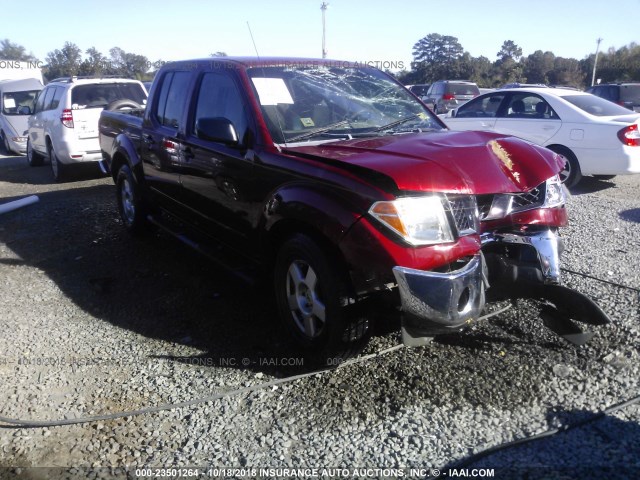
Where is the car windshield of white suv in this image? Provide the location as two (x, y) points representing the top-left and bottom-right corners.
(247, 65), (443, 144)
(2, 90), (39, 115)
(563, 94), (634, 116)
(71, 83), (147, 109)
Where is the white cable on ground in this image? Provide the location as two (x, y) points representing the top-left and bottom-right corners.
(0, 195), (39, 215)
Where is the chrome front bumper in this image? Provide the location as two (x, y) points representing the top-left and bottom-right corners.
(392, 254), (486, 336)
(481, 229), (565, 285)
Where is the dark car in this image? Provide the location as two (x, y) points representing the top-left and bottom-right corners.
(425, 80), (480, 114)
(586, 83), (640, 112)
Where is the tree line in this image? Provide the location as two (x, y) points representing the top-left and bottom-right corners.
(399, 33), (640, 88)
(1, 35), (639, 88)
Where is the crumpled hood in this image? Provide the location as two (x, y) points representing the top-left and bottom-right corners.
(284, 130), (564, 194)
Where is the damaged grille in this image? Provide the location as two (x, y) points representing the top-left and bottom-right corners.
(477, 182), (546, 221)
(511, 186), (544, 210)
(446, 195), (479, 235)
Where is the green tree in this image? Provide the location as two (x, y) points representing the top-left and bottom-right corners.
(523, 50), (555, 84)
(0, 39), (36, 61)
(45, 42), (82, 79)
(109, 47), (149, 79)
(548, 57), (584, 87)
(412, 33), (465, 81)
(78, 47), (110, 76)
(497, 40), (523, 62)
(495, 40), (524, 85)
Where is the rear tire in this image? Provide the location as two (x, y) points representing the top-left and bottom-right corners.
(27, 139), (44, 166)
(548, 145), (581, 188)
(274, 234), (370, 366)
(49, 144), (67, 182)
(116, 165), (151, 235)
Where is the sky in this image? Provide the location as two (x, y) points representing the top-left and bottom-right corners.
(2, 0), (639, 71)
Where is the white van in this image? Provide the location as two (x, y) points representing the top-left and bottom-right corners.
(27, 76), (147, 180)
(0, 78), (43, 154)
(0, 59), (44, 84)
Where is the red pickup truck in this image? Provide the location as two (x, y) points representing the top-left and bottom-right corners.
(99, 58), (608, 363)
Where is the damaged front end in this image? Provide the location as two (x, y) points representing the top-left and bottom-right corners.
(394, 172), (610, 347)
(478, 175), (610, 345)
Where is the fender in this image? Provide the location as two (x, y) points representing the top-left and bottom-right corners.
(260, 182), (367, 251)
(108, 132), (144, 182)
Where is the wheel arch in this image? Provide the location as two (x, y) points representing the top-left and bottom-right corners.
(110, 133), (144, 182)
(545, 143), (582, 186)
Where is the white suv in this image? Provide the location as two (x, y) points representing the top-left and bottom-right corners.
(27, 77), (147, 180)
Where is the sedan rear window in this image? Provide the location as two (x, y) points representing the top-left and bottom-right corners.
(563, 95), (633, 116)
(71, 83), (147, 109)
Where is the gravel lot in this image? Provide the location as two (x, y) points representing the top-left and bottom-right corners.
(0, 151), (639, 479)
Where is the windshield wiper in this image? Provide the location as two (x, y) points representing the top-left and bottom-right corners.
(286, 120), (351, 143)
(371, 114), (421, 133)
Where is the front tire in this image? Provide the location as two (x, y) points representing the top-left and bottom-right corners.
(116, 165), (150, 234)
(274, 234), (370, 365)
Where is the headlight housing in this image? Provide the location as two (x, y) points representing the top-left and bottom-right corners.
(369, 195), (455, 246)
(481, 175), (566, 221)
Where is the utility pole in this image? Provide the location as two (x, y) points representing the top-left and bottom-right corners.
(591, 37), (602, 86)
(321, 2), (329, 59)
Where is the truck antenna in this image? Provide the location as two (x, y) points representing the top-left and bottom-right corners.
(247, 22), (261, 58)
(246, 21), (287, 149)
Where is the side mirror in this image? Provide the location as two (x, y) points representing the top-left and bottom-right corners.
(18, 106), (32, 115)
(195, 117), (239, 146)
(449, 109), (457, 118)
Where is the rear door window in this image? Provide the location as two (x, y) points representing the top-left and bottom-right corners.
(34, 87), (48, 113)
(50, 86), (64, 110)
(456, 93), (506, 118)
(154, 72), (192, 129)
(41, 87), (57, 111)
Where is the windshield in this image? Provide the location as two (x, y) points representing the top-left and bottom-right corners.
(247, 65), (443, 144)
(2, 90), (40, 115)
(563, 94), (634, 117)
(71, 83), (147, 109)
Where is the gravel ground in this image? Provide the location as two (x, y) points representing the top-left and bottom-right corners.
(0, 151), (638, 480)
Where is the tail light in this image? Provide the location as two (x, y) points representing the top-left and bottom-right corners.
(617, 124), (640, 146)
(61, 109), (74, 128)
(443, 93), (456, 100)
